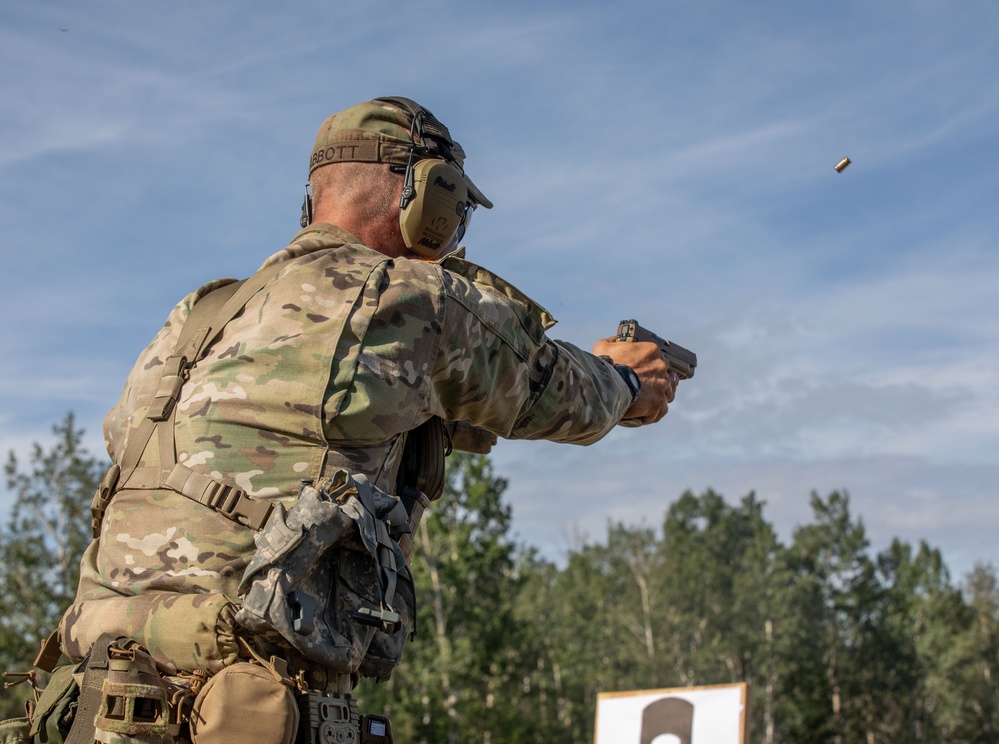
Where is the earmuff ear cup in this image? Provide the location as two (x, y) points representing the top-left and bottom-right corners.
(400, 159), (469, 258)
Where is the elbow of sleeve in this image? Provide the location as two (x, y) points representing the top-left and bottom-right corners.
(510, 344), (631, 444)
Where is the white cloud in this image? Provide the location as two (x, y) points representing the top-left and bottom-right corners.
(2, 0), (998, 580)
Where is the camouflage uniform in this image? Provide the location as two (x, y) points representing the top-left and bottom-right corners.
(60, 221), (632, 683)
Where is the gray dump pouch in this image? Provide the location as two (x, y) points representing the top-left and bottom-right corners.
(235, 470), (414, 680)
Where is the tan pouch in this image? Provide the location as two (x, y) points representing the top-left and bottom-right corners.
(190, 663), (299, 744)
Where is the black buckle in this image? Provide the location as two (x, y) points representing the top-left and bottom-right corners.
(352, 607), (401, 632)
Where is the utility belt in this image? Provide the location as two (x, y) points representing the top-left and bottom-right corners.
(5, 633), (394, 744)
(11, 457), (433, 744)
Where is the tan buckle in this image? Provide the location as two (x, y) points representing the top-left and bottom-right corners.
(90, 464), (122, 538)
(147, 356), (189, 422)
(203, 482), (273, 530)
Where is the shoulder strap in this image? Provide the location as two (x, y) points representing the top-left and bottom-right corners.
(107, 262), (289, 530)
(117, 278), (246, 483)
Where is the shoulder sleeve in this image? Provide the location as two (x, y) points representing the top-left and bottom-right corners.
(429, 258), (631, 445)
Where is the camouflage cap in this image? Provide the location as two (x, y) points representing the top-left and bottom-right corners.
(309, 98), (492, 209)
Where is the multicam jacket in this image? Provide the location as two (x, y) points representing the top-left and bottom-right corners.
(60, 223), (631, 679)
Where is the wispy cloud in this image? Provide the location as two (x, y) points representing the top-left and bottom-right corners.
(2, 0), (998, 578)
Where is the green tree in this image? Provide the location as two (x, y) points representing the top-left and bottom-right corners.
(532, 522), (665, 741)
(532, 489), (785, 742)
(656, 489), (788, 741)
(960, 563), (999, 742)
(508, 549), (575, 740)
(782, 491), (927, 743)
(1, 412), (102, 718)
(877, 540), (974, 742)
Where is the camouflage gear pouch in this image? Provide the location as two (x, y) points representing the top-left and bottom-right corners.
(235, 470), (415, 682)
(28, 663), (79, 744)
(0, 642), (80, 744)
(0, 718), (29, 744)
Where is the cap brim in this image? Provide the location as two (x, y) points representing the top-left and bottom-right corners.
(463, 174), (493, 209)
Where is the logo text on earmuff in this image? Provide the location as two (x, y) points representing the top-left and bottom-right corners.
(433, 176), (456, 193)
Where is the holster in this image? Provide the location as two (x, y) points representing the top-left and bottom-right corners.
(396, 417), (449, 504)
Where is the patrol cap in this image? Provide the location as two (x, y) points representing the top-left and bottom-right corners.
(309, 98), (493, 209)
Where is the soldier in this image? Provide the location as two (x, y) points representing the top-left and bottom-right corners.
(50, 97), (677, 743)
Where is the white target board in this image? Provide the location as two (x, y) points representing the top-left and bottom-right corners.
(594, 682), (749, 744)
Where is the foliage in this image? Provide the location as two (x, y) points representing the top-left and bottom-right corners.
(0, 413), (102, 719)
(355, 467), (999, 742)
(3, 415), (999, 741)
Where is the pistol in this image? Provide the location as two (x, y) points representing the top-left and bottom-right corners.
(616, 319), (697, 380)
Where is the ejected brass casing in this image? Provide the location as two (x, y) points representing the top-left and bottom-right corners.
(834, 157), (851, 172)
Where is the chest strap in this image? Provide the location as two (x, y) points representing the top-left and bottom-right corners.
(163, 463), (273, 529)
(106, 464), (274, 531)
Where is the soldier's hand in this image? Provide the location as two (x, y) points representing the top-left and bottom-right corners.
(592, 337), (678, 426)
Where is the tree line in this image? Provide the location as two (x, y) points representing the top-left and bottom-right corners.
(2, 414), (998, 742)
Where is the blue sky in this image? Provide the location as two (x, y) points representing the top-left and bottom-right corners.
(2, 0), (998, 577)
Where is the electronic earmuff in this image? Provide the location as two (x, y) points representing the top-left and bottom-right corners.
(375, 97), (479, 258)
(398, 157), (471, 257)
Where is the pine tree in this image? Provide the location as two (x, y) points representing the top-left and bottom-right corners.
(961, 564), (999, 742)
(1, 412), (103, 718)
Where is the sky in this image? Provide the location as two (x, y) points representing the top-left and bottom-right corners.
(2, 0), (998, 578)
